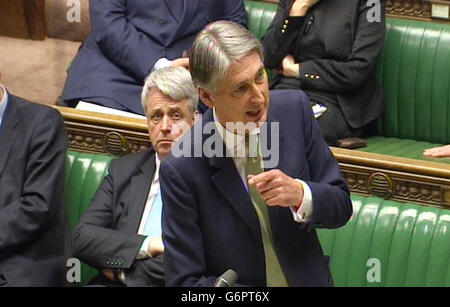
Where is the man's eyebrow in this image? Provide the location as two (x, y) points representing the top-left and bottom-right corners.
(233, 80), (247, 88)
(232, 67), (265, 87)
(168, 105), (183, 111)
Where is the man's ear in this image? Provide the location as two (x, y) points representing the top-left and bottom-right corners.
(198, 88), (215, 108)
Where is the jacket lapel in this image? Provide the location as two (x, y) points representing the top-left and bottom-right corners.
(202, 110), (261, 241)
(210, 156), (262, 241)
(126, 152), (156, 233)
(0, 94), (18, 179)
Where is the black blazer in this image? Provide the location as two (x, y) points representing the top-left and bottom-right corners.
(73, 149), (164, 287)
(262, 0), (385, 129)
(0, 94), (67, 286)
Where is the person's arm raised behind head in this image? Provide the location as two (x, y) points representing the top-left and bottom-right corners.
(90, 0), (166, 82)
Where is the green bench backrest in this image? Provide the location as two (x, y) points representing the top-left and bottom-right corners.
(65, 150), (113, 285)
(376, 18), (450, 143)
(317, 194), (450, 287)
(244, 0), (276, 40)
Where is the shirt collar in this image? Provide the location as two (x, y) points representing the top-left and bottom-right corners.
(0, 85), (9, 128)
(212, 108), (260, 158)
(154, 154), (161, 182)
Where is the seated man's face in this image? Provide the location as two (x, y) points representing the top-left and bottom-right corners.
(146, 89), (194, 159)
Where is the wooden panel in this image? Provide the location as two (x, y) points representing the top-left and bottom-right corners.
(24, 0), (46, 40)
(333, 148), (450, 209)
(260, 0), (450, 23)
(0, 0), (46, 40)
(54, 106), (450, 209)
(0, 0), (29, 38)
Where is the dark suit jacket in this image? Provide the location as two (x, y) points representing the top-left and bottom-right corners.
(62, 0), (247, 114)
(73, 149), (164, 287)
(160, 90), (353, 287)
(0, 94), (67, 286)
(262, 0), (385, 129)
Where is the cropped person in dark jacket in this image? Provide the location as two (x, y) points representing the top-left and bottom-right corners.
(262, 0), (386, 145)
(61, 0), (247, 115)
(0, 71), (68, 286)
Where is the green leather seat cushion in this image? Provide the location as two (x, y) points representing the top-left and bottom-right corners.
(356, 136), (450, 164)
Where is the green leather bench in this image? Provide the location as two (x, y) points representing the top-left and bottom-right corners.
(244, 1), (450, 163)
(66, 151), (450, 286)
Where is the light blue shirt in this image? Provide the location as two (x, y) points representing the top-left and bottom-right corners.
(0, 85), (9, 131)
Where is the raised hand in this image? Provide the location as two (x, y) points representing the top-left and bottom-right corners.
(290, 0), (320, 16)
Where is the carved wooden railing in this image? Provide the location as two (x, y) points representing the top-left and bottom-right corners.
(261, 0), (450, 23)
(54, 105), (450, 209)
(56, 106), (149, 157)
(333, 148), (450, 209)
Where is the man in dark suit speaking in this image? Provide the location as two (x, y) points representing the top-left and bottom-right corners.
(73, 67), (197, 286)
(0, 71), (68, 286)
(160, 21), (353, 287)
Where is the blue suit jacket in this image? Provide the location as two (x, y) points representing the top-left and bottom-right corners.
(160, 90), (352, 287)
(61, 0), (247, 114)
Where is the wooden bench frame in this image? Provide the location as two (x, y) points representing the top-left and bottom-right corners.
(55, 105), (450, 209)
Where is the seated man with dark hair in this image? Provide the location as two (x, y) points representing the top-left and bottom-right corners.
(73, 67), (197, 287)
(0, 70), (68, 287)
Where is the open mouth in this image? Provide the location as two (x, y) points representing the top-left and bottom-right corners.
(246, 108), (264, 121)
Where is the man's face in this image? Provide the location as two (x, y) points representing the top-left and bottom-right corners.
(146, 89), (194, 160)
(201, 51), (270, 134)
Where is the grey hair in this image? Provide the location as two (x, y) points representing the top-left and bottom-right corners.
(190, 20), (264, 93)
(141, 66), (198, 114)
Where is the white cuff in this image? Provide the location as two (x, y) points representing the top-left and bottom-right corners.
(118, 270), (126, 284)
(290, 179), (313, 223)
(152, 58), (172, 72)
(136, 236), (153, 260)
